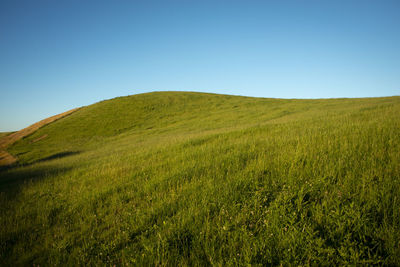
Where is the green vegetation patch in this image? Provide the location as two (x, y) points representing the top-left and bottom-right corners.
(1, 92), (400, 265)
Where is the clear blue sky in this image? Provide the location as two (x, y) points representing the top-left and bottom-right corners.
(1, 0), (399, 131)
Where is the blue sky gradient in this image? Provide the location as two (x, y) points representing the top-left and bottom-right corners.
(1, 0), (399, 131)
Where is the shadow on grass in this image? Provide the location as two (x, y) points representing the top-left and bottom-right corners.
(0, 151), (80, 173)
(0, 151), (80, 199)
(0, 165), (74, 205)
(35, 151), (80, 163)
(0, 164), (73, 196)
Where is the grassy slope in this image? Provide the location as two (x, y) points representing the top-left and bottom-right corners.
(1, 91), (400, 265)
(0, 132), (12, 139)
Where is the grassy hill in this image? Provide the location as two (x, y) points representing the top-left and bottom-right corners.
(1, 91), (400, 265)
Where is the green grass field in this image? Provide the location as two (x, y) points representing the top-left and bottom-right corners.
(1, 91), (400, 265)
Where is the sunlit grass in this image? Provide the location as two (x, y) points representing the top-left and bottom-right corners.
(1, 92), (400, 265)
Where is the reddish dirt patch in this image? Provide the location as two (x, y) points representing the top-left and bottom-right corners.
(0, 108), (80, 166)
